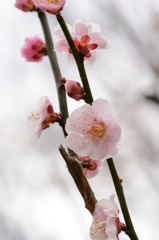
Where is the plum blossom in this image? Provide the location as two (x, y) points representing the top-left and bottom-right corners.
(33, 0), (66, 15)
(54, 19), (111, 65)
(79, 156), (104, 178)
(15, 0), (35, 12)
(64, 79), (85, 101)
(90, 195), (121, 240)
(28, 96), (62, 138)
(65, 99), (121, 160)
(21, 36), (47, 62)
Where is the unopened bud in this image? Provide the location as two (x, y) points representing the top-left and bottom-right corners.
(21, 36), (47, 62)
(65, 80), (85, 101)
(79, 156), (104, 178)
(15, 0), (35, 12)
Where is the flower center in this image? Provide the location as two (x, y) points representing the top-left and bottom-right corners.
(90, 217), (107, 237)
(28, 111), (40, 121)
(68, 35), (97, 58)
(45, 0), (59, 6)
(91, 122), (106, 140)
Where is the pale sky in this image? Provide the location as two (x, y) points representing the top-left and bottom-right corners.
(0, 0), (159, 239)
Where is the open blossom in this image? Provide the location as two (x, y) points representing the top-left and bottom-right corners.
(33, 0), (66, 15)
(64, 79), (85, 101)
(21, 36), (47, 62)
(79, 156), (104, 179)
(90, 195), (121, 240)
(28, 96), (62, 138)
(65, 99), (121, 160)
(54, 19), (111, 64)
(15, 0), (35, 11)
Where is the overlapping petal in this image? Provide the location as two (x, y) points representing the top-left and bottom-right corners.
(65, 99), (121, 159)
(54, 19), (111, 64)
(90, 195), (120, 240)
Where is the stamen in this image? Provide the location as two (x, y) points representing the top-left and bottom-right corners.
(90, 121), (106, 140)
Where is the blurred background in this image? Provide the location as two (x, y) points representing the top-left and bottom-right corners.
(0, 0), (159, 239)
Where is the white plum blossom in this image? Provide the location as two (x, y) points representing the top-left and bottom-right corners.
(54, 19), (111, 65)
(90, 195), (121, 240)
(28, 96), (62, 138)
(65, 99), (121, 160)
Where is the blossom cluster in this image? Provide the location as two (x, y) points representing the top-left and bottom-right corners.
(15, 0), (66, 14)
(15, 1), (124, 239)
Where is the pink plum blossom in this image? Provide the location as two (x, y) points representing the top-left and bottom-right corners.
(15, 0), (35, 11)
(54, 19), (111, 64)
(33, 0), (66, 15)
(65, 99), (121, 160)
(79, 156), (104, 179)
(64, 79), (85, 101)
(28, 96), (62, 138)
(21, 36), (47, 62)
(90, 195), (121, 240)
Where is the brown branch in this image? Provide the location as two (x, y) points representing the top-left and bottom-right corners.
(58, 145), (97, 215)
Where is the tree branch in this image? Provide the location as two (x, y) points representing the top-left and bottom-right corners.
(107, 158), (139, 240)
(38, 10), (68, 137)
(59, 145), (97, 215)
(56, 13), (93, 105)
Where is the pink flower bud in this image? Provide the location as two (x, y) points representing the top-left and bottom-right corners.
(79, 156), (104, 179)
(65, 80), (85, 101)
(28, 96), (62, 138)
(21, 36), (47, 62)
(14, 0), (35, 12)
(33, 0), (66, 15)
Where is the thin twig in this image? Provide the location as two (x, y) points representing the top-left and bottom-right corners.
(38, 10), (68, 137)
(107, 158), (139, 240)
(56, 13), (93, 105)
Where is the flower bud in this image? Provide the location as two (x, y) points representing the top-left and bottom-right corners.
(21, 36), (47, 62)
(15, 0), (35, 12)
(79, 156), (104, 179)
(64, 80), (85, 101)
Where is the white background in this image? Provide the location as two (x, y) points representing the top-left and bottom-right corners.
(0, 0), (159, 239)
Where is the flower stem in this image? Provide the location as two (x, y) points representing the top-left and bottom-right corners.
(107, 158), (139, 240)
(38, 10), (68, 137)
(56, 13), (93, 105)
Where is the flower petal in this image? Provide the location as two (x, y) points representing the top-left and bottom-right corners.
(54, 39), (69, 52)
(65, 103), (96, 134)
(90, 32), (110, 49)
(107, 142), (121, 158)
(92, 99), (113, 125)
(85, 139), (108, 159)
(106, 122), (121, 143)
(67, 54), (76, 65)
(106, 217), (118, 239)
(85, 160), (104, 179)
(85, 52), (96, 65)
(74, 20), (89, 37)
(54, 24), (73, 39)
